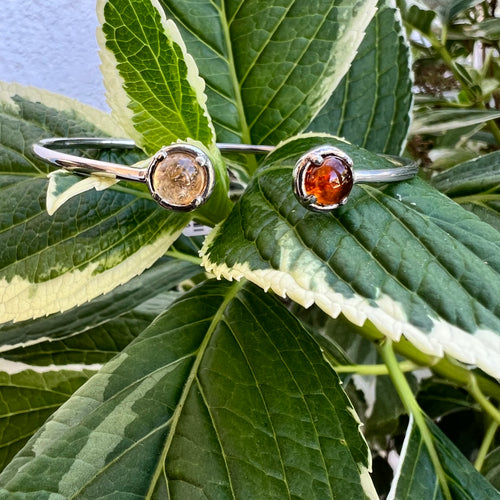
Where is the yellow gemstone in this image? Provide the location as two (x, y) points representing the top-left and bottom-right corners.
(151, 152), (207, 207)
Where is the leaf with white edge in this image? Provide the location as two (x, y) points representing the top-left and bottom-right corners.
(46, 170), (118, 215)
(0, 83), (192, 324)
(431, 150), (500, 231)
(388, 415), (500, 499)
(0, 82), (126, 139)
(201, 134), (500, 380)
(0, 280), (377, 499)
(0, 367), (96, 473)
(98, 0), (233, 223)
(411, 109), (500, 135)
(97, 0), (214, 153)
(308, 0), (413, 155)
(0, 258), (199, 357)
(158, 0), (377, 148)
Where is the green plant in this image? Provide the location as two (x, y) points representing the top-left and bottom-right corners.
(0, 0), (499, 498)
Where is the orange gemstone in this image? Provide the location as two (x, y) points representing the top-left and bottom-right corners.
(303, 155), (353, 206)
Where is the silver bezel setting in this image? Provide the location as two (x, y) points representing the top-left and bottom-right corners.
(292, 146), (354, 212)
(146, 144), (215, 212)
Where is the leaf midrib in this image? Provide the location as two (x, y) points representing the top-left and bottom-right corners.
(108, 1), (199, 143)
(147, 280), (244, 499)
(253, 168), (500, 330)
(219, 1), (259, 173)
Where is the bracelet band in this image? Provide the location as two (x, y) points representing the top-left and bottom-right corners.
(32, 138), (418, 212)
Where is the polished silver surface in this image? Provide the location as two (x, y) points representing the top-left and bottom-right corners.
(33, 138), (145, 182)
(292, 146), (419, 212)
(33, 138), (274, 180)
(33, 138), (419, 213)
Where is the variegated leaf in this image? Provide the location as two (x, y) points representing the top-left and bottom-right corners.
(0, 280), (377, 499)
(158, 0), (377, 149)
(0, 367), (96, 473)
(97, 0), (215, 153)
(0, 258), (198, 355)
(201, 134), (500, 379)
(97, 0), (232, 222)
(388, 416), (500, 499)
(46, 170), (118, 215)
(0, 83), (191, 324)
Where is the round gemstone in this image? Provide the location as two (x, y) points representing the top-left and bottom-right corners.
(150, 152), (207, 207)
(303, 155), (353, 207)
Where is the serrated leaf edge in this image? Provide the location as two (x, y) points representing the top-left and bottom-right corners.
(201, 252), (500, 380)
(96, 0), (215, 150)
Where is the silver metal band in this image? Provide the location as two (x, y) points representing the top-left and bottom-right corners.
(33, 137), (418, 212)
(32, 137), (275, 182)
(32, 137), (418, 184)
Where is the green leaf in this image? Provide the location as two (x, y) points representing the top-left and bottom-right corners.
(201, 134), (500, 380)
(308, 0), (413, 155)
(417, 0), (484, 23)
(46, 169), (118, 215)
(388, 416), (500, 499)
(411, 109), (500, 135)
(0, 280), (377, 499)
(97, 0), (214, 153)
(417, 381), (476, 419)
(0, 83), (192, 323)
(0, 258), (199, 361)
(0, 368), (95, 473)
(97, 0), (232, 223)
(431, 150), (500, 231)
(404, 4), (436, 35)
(483, 447), (500, 491)
(158, 0), (377, 148)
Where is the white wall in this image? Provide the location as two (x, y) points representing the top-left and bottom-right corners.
(0, 0), (107, 110)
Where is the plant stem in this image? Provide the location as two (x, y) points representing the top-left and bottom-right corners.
(453, 193), (500, 205)
(468, 374), (500, 426)
(475, 419), (499, 472)
(379, 339), (452, 500)
(334, 360), (419, 375)
(357, 321), (500, 400)
(165, 249), (202, 265)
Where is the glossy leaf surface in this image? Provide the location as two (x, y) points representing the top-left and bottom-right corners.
(0, 83), (191, 324)
(0, 258), (198, 358)
(158, 0), (377, 148)
(308, 0), (412, 154)
(202, 134), (500, 379)
(0, 280), (377, 499)
(388, 416), (500, 499)
(97, 0), (214, 153)
(0, 368), (95, 473)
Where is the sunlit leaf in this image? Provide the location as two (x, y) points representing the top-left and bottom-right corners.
(158, 0), (377, 149)
(0, 83), (191, 323)
(309, 0), (412, 154)
(202, 134), (500, 379)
